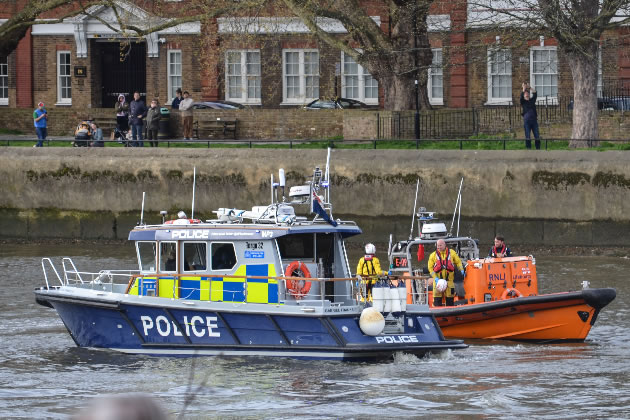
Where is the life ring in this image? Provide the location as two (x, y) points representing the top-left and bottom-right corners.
(285, 261), (312, 299)
(500, 288), (523, 300)
(165, 219), (201, 225)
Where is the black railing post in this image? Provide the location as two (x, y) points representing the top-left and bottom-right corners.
(503, 138), (506, 150)
(377, 113), (380, 140)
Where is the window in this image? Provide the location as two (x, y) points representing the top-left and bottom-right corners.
(530, 47), (558, 100)
(0, 56), (7, 105)
(428, 48), (443, 105)
(487, 49), (512, 104)
(159, 241), (177, 273)
(183, 242), (207, 272)
(283, 49), (319, 104)
(225, 50), (261, 104)
(211, 243), (237, 271)
(341, 52), (378, 104)
(57, 51), (71, 104)
(168, 50), (182, 102)
(277, 234), (315, 260)
(137, 242), (157, 272)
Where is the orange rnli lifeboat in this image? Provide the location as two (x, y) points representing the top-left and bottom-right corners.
(427, 255), (616, 342)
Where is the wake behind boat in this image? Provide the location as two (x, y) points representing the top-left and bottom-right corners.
(34, 152), (466, 360)
(386, 182), (616, 343)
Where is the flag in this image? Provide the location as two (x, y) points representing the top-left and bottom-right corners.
(312, 192), (337, 226)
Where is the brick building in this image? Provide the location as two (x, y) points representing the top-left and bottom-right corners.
(1, 0), (628, 112)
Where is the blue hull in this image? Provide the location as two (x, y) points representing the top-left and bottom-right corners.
(37, 291), (466, 361)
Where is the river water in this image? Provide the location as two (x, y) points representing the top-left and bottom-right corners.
(0, 242), (628, 419)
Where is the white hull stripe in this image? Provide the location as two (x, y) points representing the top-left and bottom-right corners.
(113, 348), (402, 358)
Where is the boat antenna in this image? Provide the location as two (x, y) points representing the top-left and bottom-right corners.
(191, 166), (196, 219)
(457, 184), (462, 237)
(279, 168), (285, 202)
(325, 147), (331, 204)
(271, 173), (275, 204)
(140, 191), (146, 225)
(450, 178), (464, 235)
(409, 178), (420, 240)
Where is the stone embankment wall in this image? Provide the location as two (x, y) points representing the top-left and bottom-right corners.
(0, 148), (629, 245)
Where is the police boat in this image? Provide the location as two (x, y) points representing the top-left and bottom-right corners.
(34, 155), (466, 361)
(386, 180), (616, 343)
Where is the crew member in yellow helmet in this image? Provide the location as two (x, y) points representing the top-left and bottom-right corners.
(428, 239), (464, 307)
(356, 243), (387, 302)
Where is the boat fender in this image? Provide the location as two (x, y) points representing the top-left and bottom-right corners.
(390, 282), (402, 316)
(285, 261), (312, 300)
(436, 278), (448, 293)
(500, 288), (523, 300)
(359, 307), (385, 336)
(372, 280), (385, 312)
(383, 281), (393, 315)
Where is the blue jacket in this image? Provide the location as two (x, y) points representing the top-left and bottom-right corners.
(129, 99), (147, 126)
(33, 108), (47, 128)
(520, 91), (538, 122)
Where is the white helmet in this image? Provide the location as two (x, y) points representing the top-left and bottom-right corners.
(436, 279), (448, 293)
(365, 243), (376, 255)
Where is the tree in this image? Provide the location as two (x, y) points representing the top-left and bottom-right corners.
(470, 0), (630, 147)
(282, 0), (437, 110)
(2, 0), (442, 112)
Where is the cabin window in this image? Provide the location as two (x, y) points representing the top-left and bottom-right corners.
(137, 241), (157, 272)
(211, 242), (237, 271)
(276, 233), (314, 260)
(160, 241), (178, 273)
(183, 242), (207, 272)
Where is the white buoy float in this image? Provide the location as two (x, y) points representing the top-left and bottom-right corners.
(372, 280), (385, 312)
(390, 282), (401, 317)
(359, 307), (385, 336)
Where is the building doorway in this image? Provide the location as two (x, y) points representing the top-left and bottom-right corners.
(100, 41), (146, 108)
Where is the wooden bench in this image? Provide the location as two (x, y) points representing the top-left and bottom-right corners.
(193, 118), (237, 140)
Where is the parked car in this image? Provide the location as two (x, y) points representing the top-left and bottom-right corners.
(191, 101), (245, 110)
(304, 98), (371, 110)
(568, 97), (630, 111)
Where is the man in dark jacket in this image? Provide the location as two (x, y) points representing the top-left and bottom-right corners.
(129, 91), (147, 147)
(145, 99), (161, 147)
(171, 88), (182, 110)
(520, 82), (540, 150)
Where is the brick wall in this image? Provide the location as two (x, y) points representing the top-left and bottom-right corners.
(2, 106), (630, 141)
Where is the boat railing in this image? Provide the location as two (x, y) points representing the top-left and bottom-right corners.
(41, 258), (63, 289)
(62, 257), (84, 284)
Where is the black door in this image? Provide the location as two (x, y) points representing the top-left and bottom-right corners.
(100, 41), (146, 108)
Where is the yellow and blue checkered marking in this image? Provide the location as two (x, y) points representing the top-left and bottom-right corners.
(130, 264), (278, 304)
(211, 264), (278, 304)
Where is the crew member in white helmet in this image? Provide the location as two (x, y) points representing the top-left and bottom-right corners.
(428, 239), (465, 307)
(356, 243), (387, 302)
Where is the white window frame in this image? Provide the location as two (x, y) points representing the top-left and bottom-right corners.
(167, 49), (182, 103)
(428, 48), (443, 106)
(340, 52), (378, 105)
(225, 49), (261, 105)
(0, 55), (7, 105)
(486, 48), (512, 105)
(530, 46), (558, 103)
(282, 49), (319, 105)
(56, 51), (71, 105)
